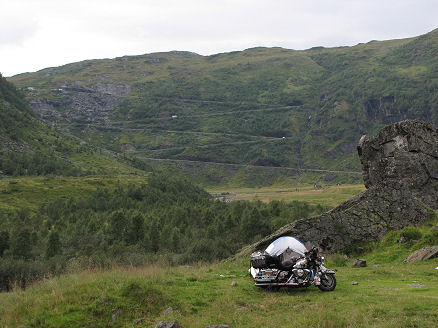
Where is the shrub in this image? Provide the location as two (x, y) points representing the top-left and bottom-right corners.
(0, 259), (47, 291)
(400, 226), (422, 242)
(328, 253), (347, 267)
(380, 230), (401, 246)
(45, 231), (62, 258)
(0, 231), (9, 257)
(414, 230), (438, 248)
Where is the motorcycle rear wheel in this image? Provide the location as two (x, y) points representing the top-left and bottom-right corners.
(317, 274), (336, 292)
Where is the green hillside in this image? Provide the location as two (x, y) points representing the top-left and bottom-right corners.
(0, 74), (150, 177)
(8, 28), (438, 185)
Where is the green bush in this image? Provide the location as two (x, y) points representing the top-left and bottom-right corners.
(0, 231), (9, 257)
(0, 259), (47, 291)
(0, 257), (68, 292)
(414, 230), (438, 248)
(328, 253), (347, 267)
(400, 226), (423, 242)
(380, 230), (401, 246)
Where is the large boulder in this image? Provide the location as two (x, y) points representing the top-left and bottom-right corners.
(155, 322), (184, 328)
(404, 246), (438, 262)
(358, 119), (438, 209)
(239, 120), (438, 254)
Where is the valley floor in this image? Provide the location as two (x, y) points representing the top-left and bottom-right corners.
(208, 184), (365, 207)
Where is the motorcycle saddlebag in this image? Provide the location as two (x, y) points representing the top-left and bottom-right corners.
(250, 252), (268, 269)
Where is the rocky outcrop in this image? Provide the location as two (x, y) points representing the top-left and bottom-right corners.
(404, 246), (438, 262)
(29, 99), (63, 121)
(155, 322), (184, 328)
(353, 259), (367, 267)
(240, 120), (438, 254)
(363, 96), (404, 124)
(358, 120), (438, 209)
(89, 83), (131, 97)
(29, 83), (130, 125)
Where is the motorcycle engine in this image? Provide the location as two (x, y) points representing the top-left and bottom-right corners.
(293, 258), (308, 269)
(278, 270), (289, 282)
(292, 268), (311, 284)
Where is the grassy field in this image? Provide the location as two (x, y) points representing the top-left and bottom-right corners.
(0, 254), (437, 328)
(0, 175), (149, 212)
(208, 184), (366, 208)
(0, 178), (363, 214)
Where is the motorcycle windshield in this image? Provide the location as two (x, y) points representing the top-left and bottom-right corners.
(265, 236), (306, 257)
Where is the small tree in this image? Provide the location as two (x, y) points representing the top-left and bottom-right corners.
(45, 230), (61, 258)
(148, 221), (160, 253)
(108, 210), (127, 244)
(11, 228), (32, 259)
(240, 207), (269, 242)
(170, 227), (181, 252)
(0, 231), (10, 257)
(126, 212), (144, 245)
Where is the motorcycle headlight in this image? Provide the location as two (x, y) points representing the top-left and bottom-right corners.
(321, 256), (325, 263)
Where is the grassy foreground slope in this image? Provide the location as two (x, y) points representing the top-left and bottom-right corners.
(0, 180), (436, 327)
(1, 221), (438, 328)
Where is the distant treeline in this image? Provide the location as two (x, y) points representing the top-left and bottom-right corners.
(0, 172), (326, 291)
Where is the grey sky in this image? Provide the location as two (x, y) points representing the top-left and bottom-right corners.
(1, 0), (437, 77)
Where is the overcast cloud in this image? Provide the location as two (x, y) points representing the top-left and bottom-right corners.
(1, 0), (437, 76)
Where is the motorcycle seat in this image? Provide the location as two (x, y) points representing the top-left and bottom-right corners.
(264, 253), (294, 270)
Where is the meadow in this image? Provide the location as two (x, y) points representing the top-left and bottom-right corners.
(0, 175), (148, 213)
(209, 184), (366, 207)
(0, 253), (437, 327)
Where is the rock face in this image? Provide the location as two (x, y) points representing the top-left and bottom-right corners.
(358, 120), (438, 209)
(240, 120), (438, 254)
(29, 83), (130, 125)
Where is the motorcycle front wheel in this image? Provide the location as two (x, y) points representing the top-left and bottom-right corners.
(317, 274), (336, 292)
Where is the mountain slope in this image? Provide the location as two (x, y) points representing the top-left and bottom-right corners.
(8, 28), (438, 184)
(0, 74), (149, 176)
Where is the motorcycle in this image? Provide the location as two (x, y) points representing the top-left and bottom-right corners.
(249, 236), (336, 291)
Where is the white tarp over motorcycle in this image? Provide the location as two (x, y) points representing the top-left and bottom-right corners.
(265, 236), (307, 257)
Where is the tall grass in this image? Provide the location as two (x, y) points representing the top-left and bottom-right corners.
(1, 256), (438, 327)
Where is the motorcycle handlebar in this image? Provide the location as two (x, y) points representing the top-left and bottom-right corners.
(305, 246), (319, 259)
